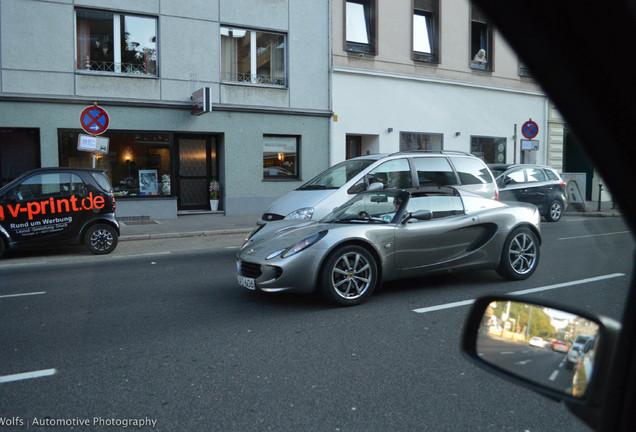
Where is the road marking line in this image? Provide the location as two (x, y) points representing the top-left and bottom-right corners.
(507, 273), (625, 296)
(0, 291), (46, 299)
(549, 370), (559, 381)
(559, 231), (630, 240)
(0, 368), (56, 384)
(412, 273), (625, 313)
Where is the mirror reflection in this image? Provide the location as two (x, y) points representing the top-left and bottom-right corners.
(477, 300), (600, 398)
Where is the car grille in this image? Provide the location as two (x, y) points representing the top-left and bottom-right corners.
(239, 261), (262, 278)
(262, 213), (284, 222)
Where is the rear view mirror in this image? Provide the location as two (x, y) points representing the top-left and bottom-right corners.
(462, 296), (619, 403)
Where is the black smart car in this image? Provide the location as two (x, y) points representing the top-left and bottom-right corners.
(488, 163), (568, 222)
(0, 167), (119, 258)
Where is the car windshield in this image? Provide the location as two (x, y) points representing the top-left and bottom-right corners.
(297, 159), (375, 190)
(321, 190), (406, 224)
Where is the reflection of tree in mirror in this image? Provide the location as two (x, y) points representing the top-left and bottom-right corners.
(489, 301), (556, 339)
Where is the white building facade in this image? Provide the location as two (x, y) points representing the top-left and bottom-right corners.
(331, 0), (550, 167)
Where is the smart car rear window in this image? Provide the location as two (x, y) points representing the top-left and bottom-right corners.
(91, 172), (113, 192)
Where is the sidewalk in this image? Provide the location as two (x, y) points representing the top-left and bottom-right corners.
(119, 212), (259, 242)
(117, 200), (623, 243)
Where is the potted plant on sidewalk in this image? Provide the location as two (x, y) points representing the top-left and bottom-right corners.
(209, 179), (220, 211)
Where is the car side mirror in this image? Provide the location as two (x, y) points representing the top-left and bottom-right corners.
(367, 182), (384, 191)
(462, 295), (620, 430)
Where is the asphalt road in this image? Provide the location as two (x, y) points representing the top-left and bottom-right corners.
(0, 216), (633, 431)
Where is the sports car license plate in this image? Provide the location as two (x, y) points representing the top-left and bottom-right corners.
(237, 276), (256, 290)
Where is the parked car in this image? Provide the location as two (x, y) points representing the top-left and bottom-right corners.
(259, 151), (498, 226)
(0, 167), (119, 258)
(462, 1), (635, 431)
(566, 334), (592, 369)
(488, 164), (567, 222)
(239, 187), (540, 306)
(551, 340), (570, 353)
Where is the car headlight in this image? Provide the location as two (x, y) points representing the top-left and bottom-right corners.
(284, 207), (314, 220)
(267, 230), (327, 260)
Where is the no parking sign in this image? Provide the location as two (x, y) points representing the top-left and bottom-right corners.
(80, 104), (110, 135)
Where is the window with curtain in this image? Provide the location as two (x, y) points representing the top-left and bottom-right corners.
(413, 0), (439, 63)
(470, 5), (493, 71)
(345, 0), (376, 54)
(76, 9), (157, 75)
(221, 27), (286, 86)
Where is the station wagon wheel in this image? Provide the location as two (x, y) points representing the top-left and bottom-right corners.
(546, 200), (563, 222)
(320, 245), (378, 306)
(496, 227), (540, 280)
(85, 224), (118, 255)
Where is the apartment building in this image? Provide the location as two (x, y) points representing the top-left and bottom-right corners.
(0, 0), (331, 217)
(331, 0), (558, 167)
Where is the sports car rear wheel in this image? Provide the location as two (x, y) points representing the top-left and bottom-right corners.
(320, 245), (378, 306)
(496, 227), (540, 280)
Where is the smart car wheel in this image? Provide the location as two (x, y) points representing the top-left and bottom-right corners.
(496, 227), (540, 280)
(546, 200), (563, 222)
(85, 224), (118, 255)
(320, 245), (378, 306)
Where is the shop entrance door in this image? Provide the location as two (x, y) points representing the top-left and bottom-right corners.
(175, 136), (218, 210)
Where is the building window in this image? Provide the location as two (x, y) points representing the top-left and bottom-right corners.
(221, 27), (286, 86)
(519, 61), (533, 78)
(59, 131), (171, 197)
(470, 5), (492, 71)
(263, 136), (299, 179)
(470, 136), (506, 163)
(400, 132), (443, 151)
(76, 9), (157, 75)
(413, 0), (439, 63)
(345, 0), (376, 54)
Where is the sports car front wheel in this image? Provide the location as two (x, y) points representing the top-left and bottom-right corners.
(320, 245), (378, 306)
(496, 227), (540, 280)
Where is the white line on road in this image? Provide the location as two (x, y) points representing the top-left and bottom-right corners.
(412, 273), (625, 314)
(549, 370), (559, 381)
(0, 291), (46, 299)
(559, 231), (631, 240)
(0, 368), (56, 384)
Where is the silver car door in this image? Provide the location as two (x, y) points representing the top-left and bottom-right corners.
(393, 195), (479, 270)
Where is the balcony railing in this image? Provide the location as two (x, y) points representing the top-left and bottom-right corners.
(77, 58), (158, 76)
(221, 72), (286, 87)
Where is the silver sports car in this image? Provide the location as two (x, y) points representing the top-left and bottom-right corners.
(237, 187), (541, 306)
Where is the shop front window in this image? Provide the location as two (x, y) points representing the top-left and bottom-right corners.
(263, 136), (299, 179)
(470, 136), (506, 163)
(400, 132), (443, 151)
(59, 131), (170, 197)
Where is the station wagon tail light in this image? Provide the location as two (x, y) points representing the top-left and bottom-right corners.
(495, 189), (499, 201)
(560, 181), (567, 189)
(111, 193), (116, 210)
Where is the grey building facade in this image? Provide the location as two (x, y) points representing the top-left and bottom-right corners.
(0, 0), (332, 218)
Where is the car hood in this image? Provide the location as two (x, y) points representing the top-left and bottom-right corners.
(239, 220), (329, 258)
(264, 189), (336, 217)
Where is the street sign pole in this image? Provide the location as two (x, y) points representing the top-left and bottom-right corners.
(79, 102), (110, 168)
